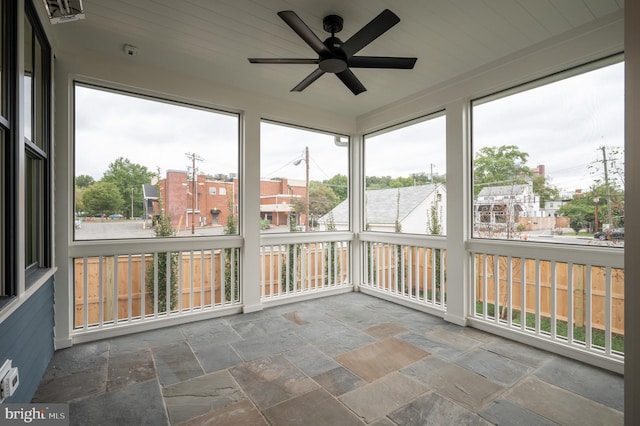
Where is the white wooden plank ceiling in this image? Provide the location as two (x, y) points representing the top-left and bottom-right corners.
(43, 0), (624, 117)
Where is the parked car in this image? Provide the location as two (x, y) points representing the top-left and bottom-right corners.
(109, 214), (124, 220)
(594, 227), (624, 240)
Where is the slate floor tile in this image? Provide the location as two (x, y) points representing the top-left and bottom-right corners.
(455, 348), (531, 386)
(335, 337), (429, 382)
(192, 342), (243, 373)
(40, 341), (109, 380)
(534, 356), (624, 411)
(313, 366), (366, 396)
(397, 331), (464, 360)
(482, 338), (554, 367)
(363, 322), (409, 339)
(181, 319), (242, 346)
(229, 354), (319, 410)
(264, 388), (364, 426)
(179, 399), (267, 426)
(152, 341), (203, 386)
(32, 365), (107, 403)
(479, 399), (559, 426)
(311, 328), (376, 357)
(388, 392), (491, 426)
(339, 372), (428, 422)
(284, 344), (341, 376)
(163, 370), (247, 424)
(107, 348), (155, 391)
(503, 376), (623, 426)
(70, 379), (167, 426)
(109, 326), (186, 354)
(402, 359), (504, 411)
(231, 330), (305, 361)
(231, 314), (297, 339)
(427, 328), (483, 351)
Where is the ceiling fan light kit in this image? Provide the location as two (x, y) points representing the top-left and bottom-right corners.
(248, 9), (417, 95)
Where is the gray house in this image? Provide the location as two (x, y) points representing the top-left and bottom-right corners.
(320, 184), (446, 234)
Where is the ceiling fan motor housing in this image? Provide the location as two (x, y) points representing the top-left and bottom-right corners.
(320, 36), (347, 73)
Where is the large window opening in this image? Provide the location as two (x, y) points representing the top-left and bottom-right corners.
(74, 84), (240, 240)
(260, 121), (349, 233)
(472, 58), (624, 246)
(364, 113), (447, 235)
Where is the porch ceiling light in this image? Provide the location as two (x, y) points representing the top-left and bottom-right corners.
(43, 0), (85, 24)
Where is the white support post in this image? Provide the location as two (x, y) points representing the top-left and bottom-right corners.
(241, 110), (262, 313)
(624, 3), (640, 422)
(350, 133), (363, 291)
(443, 100), (469, 326)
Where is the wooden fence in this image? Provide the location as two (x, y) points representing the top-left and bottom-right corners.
(74, 245), (349, 328)
(475, 255), (624, 335)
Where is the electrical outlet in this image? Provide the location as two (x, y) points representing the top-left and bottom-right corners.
(0, 360), (19, 402)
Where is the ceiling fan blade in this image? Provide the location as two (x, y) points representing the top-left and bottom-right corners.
(278, 11), (330, 56)
(336, 69), (366, 95)
(249, 58), (320, 65)
(348, 56), (417, 69)
(341, 9), (400, 57)
(291, 68), (325, 92)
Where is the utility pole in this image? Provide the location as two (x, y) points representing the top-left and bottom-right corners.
(185, 152), (204, 234)
(294, 146), (310, 231)
(600, 146), (614, 229)
(305, 146), (309, 231)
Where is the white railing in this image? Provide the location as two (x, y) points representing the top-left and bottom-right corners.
(70, 237), (242, 337)
(259, 232), (353, 303)
(468, 239), (624, 371)
(360, 233), (447, 314)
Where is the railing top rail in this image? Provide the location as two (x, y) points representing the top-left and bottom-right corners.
(359, 231), (447, 248)
(260, 231), (354, 246)
(467, 239), (624, 268)
(69, 235), (243, 258)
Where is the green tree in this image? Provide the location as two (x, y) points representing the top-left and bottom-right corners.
(76, 174), (95, 188)
(557, 201), (592, 234)
(324, 174), (348, 203)
(473, 145), (532, 196)
(390, 176), (414, 188)
(102, 157), (154, 218)
(82, 182), (124, 215)
(309, 183), (339, 223)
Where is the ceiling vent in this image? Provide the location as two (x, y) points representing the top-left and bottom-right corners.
(43, 0), (85, 24)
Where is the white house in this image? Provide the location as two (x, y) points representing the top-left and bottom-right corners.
(475, 184), (541, 229)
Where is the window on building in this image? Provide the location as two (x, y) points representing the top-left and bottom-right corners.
(472, 58), (624, 246)
(23, 1), (51, 280)
(364, 113), (446, 235)
(74, 84), (239, 240)
(260, 121), (349, 233)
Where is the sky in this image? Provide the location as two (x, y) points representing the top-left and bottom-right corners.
(75, 61), (624, 194)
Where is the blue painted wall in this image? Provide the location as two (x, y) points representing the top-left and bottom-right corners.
(0, 278), (55, 403)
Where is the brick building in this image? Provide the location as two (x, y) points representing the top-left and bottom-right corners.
(159, 171), (307, 230)
(161, 170), (238, 231)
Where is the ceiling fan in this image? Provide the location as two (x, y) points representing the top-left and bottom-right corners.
(248, 9), (417, 95)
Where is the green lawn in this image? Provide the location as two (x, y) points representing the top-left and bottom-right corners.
(476, 302), (624, 353)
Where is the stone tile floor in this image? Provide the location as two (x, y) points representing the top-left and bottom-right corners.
(33, 292), (624, 425)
